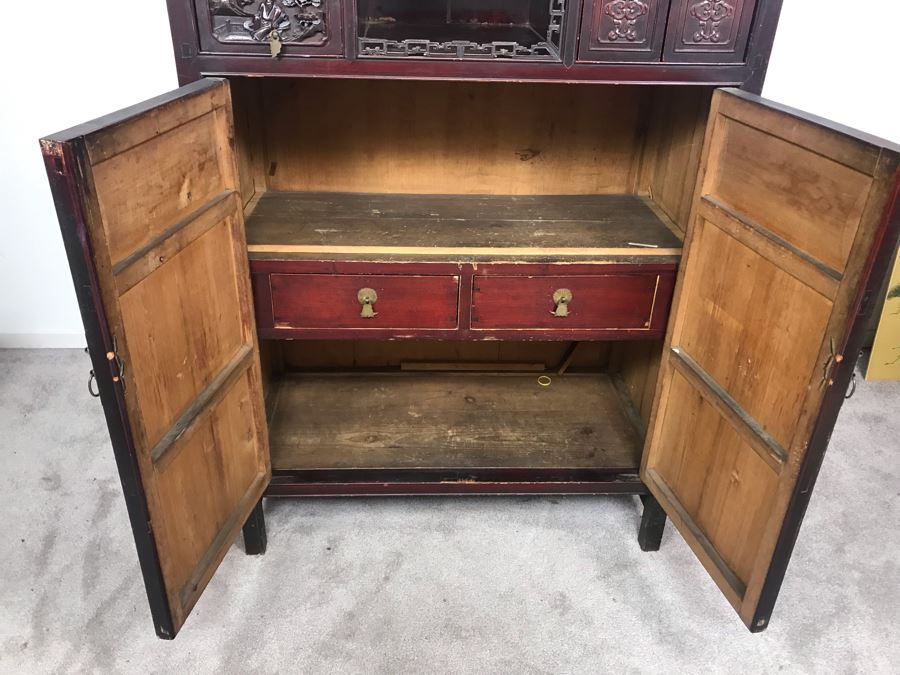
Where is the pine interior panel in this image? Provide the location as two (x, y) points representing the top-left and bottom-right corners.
(278, 340), (612, 371)
(609, 339), (663, 428)
(639, 87), (713, 233)
(703, 115), (874, 273)
(259, 79), (651, 195)
(268, 373), (642, 470)
(245, 192), (683, 258)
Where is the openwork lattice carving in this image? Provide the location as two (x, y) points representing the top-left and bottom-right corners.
(604, 0), (650, 42)
(358, 0), (565, 61)
(209, 0), (327, 45)
(688, 0), (734, 43)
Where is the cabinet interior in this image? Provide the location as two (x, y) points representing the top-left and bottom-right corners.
(261, 339), (663, 472)
(229, 77), (712, 474)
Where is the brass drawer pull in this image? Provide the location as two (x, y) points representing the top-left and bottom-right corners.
(358, 288), (378, 318)
(552, 288), (572, 317)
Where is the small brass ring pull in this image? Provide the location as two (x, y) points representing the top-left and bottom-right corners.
(552, 288), (573, 317)
(358, 288), (378, 319)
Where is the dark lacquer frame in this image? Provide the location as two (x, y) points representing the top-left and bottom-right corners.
(165, 0), (783, 93)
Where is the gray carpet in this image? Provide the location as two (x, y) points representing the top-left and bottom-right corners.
(1, 348), (898, 673)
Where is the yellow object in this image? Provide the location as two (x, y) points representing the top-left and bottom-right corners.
(867, 249), (900, 381)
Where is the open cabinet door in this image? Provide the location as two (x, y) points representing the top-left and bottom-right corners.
(40, 79), (271, 639)
(642, 89), (900, 632)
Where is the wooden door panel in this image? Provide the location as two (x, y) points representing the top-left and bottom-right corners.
(674, 218), (833, 450)
(119, 216), (247, 453)
(702, 115), (874, 273)
(41, 79), (270, 638)
(643, 89), (900, 631)
(649, 369), (779, 590)
(92, 111), (233, 265)
(153, 368), (267, 615)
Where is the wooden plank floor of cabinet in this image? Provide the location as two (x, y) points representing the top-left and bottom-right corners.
(267, 373), (642, 471)
(641, 88), (900, 632)
(41, 78), (270, 639)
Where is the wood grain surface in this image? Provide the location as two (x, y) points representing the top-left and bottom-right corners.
(268, 373), (642, 471)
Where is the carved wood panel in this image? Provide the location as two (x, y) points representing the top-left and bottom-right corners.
(194, 0), (344, 57)
(578, 0), (668, 62)
(663, 0), (758, 63)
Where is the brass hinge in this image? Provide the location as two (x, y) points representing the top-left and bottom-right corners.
(819, 337), (844, 390)
(107, 335), (126, 391)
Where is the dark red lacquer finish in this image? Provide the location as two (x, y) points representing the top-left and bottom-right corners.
(578, 0), (669, 63)
(164, 0), (784, 92)
(269, 273), (460, 330)
(252, 260), (678, 340)
(471, 273), (665, 331)
(664, 0), (758, 64)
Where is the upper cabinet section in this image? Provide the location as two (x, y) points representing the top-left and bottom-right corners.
(170, 0), (782, 87)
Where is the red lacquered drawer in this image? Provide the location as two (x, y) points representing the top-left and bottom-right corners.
(471, 274), (666, 332)
(269, 274), (459, 330)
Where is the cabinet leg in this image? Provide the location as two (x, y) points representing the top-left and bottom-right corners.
(638, 494), (666, 552)
(242, 498), (267, 555)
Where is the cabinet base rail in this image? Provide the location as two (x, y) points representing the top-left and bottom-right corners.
(266, 469), (647, 496)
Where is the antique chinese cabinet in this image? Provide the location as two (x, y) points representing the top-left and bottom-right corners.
(41, 0), (900, 639)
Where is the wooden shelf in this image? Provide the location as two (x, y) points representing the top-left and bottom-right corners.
(245, 192), (683, 262)
(268, 373), (642, 472)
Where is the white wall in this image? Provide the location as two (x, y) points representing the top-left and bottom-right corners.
(0, 1), (178, 348)
(0, 0), (897, 347)
(762, 0), (900, 142)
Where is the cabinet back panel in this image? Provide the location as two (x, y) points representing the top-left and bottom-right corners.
(255, 79), (651, 195)
(278, 340), (612, 371)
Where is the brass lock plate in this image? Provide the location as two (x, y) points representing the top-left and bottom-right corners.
(552, 288), (573, 317)
(358, 287), (378, 318)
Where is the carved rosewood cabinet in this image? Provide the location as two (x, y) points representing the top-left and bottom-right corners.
(41, 0), (900, 639)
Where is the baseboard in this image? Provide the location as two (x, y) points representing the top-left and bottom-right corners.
(0, 333), (86, 349)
